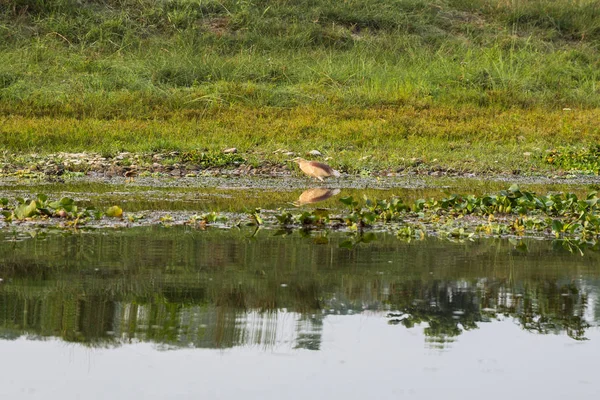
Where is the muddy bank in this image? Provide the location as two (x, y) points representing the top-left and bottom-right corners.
(2, 152), (600, 190)
(3, 151), (596, 183)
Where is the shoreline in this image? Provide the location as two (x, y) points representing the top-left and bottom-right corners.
(2, 150), (597, 183)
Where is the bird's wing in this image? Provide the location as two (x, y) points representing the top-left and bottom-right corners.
(307, 161), (338, 175)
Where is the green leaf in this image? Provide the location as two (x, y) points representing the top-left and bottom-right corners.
(567, 223), (582, 233)
(364, 212), (376, 222)
(275, 213), (292, 224)
(508, 184), (521, 193)
(585, 198), (598, 207)
(14, 200), (38, 219)
(48, 197), (77, 212)
(551, 219), (564, 233)
(201, 212), (219, 223)
(38, 207), (52, 216)
(60, 197), (74, 206)
(106, 205), (123, 218)
(339, 196), (354, 206)
(37, 194), (48, 203)
(250, 212), (263, 225)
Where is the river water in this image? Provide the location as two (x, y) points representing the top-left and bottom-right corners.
(1, 225), (600, 399)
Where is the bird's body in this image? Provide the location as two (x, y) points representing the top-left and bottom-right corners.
(293, 158), (340, 181)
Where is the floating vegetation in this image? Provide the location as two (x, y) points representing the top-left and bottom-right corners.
(0, 194), (120, 225)
(187, 212), (228, 229)
(545, 145), (600, 175)
(270, 185), (600, 242)
(2, 186), (600, 245)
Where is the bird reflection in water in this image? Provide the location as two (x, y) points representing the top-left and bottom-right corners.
(294, 188), (341, 206)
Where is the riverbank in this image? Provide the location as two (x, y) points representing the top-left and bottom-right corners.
(1, 142), (599, 182)
(2, 1), (599, 177)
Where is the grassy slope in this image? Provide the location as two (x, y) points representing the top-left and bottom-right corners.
(1, 0), (600, 173)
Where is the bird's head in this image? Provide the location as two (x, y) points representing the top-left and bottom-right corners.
(292, 157), (306, 164)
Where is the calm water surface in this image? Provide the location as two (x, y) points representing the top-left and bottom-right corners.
(1, 227), (600, 399)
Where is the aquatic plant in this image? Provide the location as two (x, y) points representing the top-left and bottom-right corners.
(274, 209), (294, 225)
(106, 205), (123, 218)
(247, 208), (264, 226)
(271, 185), (600, 241)
(0, 194), (118, 224)
(3, 186), (600, 242)
(187, 212), (228, 228)
(339, 196), (376, 230)
(339, 231), (378, 249)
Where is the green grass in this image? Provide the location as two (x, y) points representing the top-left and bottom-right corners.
(1, 0), (600, 173)
(2, 106), (599, 174)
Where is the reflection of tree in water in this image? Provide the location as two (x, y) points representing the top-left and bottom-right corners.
(497, 281), (590, 341)
(386, 279), (592, 345)
(387, 281), (481, 348)
(2, 227), (600, 349)
(295, 314), (324, 351)
(0, 277), (596, 349)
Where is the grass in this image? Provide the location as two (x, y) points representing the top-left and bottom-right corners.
(2, 106), (599, 173)
(1, 0), (600, 173)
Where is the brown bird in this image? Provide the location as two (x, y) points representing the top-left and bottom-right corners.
(293, 157), (341, 181)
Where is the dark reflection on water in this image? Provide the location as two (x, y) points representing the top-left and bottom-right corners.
(0, 227), (599, 349)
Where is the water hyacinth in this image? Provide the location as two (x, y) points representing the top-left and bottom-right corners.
(271, 185), (600, 241)
(2, 186), (600, 243)
(0, 194), (119, 224)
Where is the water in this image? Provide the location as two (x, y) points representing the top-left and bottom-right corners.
(2, 176), (597, 213)
(1, 226), (600, 399)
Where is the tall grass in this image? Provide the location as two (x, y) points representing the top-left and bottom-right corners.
(1, 0), (599, 118)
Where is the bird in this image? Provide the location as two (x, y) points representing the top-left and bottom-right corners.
(293, 157), (341, 181)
